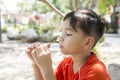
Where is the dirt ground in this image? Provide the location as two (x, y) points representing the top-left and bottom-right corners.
(0, 33), (120, 80)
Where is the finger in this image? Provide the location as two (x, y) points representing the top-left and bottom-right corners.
(31, 50), (39, 64)
(26, 49), (31, 57)
(35, 47), (42, 56)
(32, 50), (38, 59)
(35, 42), (40, 45)
(27, 44), (33, 49)
(32, 43), (39, 49)
(26, 49), (34, 62)
(25, 49), (30, 53)
(38, 45), (45, 53)
(43, 43), (50, 49)
(43, 43), (50, 54)
(35, 43), (40, 48)
(44, 43), (50, 48)
(28, 42), (40, 49)
(26, 47), (33, 55)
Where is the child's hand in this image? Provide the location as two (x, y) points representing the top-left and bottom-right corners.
(26, 42), (40, 63)
(32, 43), (52, 70)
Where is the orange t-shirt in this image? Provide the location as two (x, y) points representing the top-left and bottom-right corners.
(55, 52), (111, 80)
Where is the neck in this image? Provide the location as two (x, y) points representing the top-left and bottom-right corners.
(71, 52), (91, 73)
(73, 53), (90, 64)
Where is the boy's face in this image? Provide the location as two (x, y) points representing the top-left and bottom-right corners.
(59, 19), (89, 55)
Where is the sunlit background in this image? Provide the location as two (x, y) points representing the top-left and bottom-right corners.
(0, 0), (120, 80)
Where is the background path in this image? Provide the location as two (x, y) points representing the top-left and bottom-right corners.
(0, 33), (120, 80)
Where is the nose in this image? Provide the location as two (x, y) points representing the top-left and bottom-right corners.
(59, 36), (64, 42)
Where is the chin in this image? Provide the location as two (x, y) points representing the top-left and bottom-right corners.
(60, 49), (71, 55)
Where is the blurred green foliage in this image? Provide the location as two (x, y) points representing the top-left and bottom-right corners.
(1, 25), (7, 33)
(98, 0), (116, 14)
(1, 0), (115, 45)
(93, 35), (105, 54)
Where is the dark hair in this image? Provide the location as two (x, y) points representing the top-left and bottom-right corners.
(63, 9), (108, 45)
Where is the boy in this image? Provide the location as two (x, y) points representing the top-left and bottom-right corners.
(26, 9), (111, 80)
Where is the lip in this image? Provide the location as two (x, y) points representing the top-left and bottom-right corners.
(59, 45), (63, 48)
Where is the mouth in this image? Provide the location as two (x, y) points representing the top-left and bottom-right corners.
(59, 45), (63, 48)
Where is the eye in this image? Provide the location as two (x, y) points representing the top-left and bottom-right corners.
(66, 34), (72, 36)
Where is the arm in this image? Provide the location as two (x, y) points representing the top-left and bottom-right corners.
(32, 63), (44, 80)
(26, 43), (44, 80)
(32, 43), (56, 80)
(40, 65), (56, 80)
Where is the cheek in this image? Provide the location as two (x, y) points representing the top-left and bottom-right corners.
(63, 39), (82, 53)
(64, 39), (74, 47)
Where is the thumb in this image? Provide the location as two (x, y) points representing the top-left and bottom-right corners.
(44, 43), (50, 48)
(47, 43), (50, 48)
(42, 43), (51, 53)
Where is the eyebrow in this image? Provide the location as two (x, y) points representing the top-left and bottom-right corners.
(65, 27), (73, 31)
(60, 27), (73, 32)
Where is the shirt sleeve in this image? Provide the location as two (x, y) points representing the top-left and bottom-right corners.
(82, 70), (110, 80)
(81, 63), (111, 80)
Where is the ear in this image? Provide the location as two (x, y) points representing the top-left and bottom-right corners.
(83, 36), (94, 50)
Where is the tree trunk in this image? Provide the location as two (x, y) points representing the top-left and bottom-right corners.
(110, 13), (119, 33)
(39, 0), (65, 18)
(72, 0), (78, 10)
(14, 14), (17, 28)
(0, 9), (2, 43)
